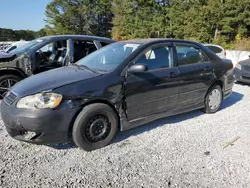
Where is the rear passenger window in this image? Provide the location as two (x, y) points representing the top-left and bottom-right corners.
(176, 45), (208, 66)
(135, 46), (172, 71)
(207, 46), (223, 53)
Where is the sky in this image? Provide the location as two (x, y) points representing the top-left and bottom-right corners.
(0, 0), (51, 31)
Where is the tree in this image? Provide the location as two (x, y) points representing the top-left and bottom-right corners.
(45, 0), (113, 37)
(166, 0), (250, 44)
(112, 0), (170, 40)
(0, 28), (37, 41)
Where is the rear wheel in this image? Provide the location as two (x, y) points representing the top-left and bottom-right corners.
(0, 75), (21, 99)
(72, 103), (119, 151)
(202, 85), (222, 114)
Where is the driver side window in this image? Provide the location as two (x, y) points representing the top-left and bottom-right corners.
(36, 40), (67, 63)
(34, 40), (67, 74)
(135, 46), (172, 71)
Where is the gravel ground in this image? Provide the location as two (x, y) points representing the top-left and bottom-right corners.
(0, 83), (250, 188)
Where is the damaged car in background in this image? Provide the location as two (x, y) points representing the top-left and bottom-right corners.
(234, 58), (250, 84)
(1, 39), (235, 151)
(0, 35), (115, 98)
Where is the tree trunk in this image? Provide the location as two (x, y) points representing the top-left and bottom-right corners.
(214, 25), (219, 41)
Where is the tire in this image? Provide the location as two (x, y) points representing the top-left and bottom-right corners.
(202, 85), (222, 114)
(0, 74), (22, 99)
(72, 103), (119, 151)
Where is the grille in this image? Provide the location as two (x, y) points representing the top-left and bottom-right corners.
(4, 92), (18, 105)
(243, 65), (250, 72)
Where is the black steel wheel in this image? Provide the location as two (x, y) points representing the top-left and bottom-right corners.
(72, 103), (119, 151)
(85, 115), (111, 143)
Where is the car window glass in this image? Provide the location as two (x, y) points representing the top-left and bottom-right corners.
(176, 45), (207, 66)
(9, 39), (43, 55)
(77, 42), (141, 73)
(207, 46), (223, 53)
(135, 46), (171, 70)
(145, 50), (156, 59)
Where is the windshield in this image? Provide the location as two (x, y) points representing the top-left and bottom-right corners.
(9, 39), (44, 55)
(76, 42), (141, 73)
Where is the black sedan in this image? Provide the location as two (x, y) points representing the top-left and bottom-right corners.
(0, 35), (115, 98)
(234, 59), (250, 84)
(1, 39), (235, 151)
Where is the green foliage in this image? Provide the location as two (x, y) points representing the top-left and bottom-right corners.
(112, 0), (170, 40)
(111, 0), (250, 49)
(0, 28), (47, 41)
(2, 0), (250, 50)
(45, 0), (113, 37)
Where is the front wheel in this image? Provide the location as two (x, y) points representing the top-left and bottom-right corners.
(0, 75), (21, 99)
(202, 85), (222, 114)
(72, 103), (119, 151)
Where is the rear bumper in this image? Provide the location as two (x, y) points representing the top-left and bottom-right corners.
(223, 68), (235, 99)
(1, 100), (80, 144)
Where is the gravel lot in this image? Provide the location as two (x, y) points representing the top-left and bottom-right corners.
(0, 83), (250, 188)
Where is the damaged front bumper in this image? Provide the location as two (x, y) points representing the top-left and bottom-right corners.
(1, 99), (80, 144)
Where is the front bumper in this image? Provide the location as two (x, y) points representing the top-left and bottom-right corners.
(234, 68), (250, 84)
(1, 100), (80, 144)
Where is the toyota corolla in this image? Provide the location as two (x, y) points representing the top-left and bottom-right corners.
(1, 39), (235, 151)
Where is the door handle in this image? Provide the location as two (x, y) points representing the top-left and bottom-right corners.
(204, 66), (213, 72)
(168, 72), (178, 78)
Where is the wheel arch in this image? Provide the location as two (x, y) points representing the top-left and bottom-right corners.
(205, 80), (224, 98)
(68, 99), (121, 139)
(0, 68), (27, 79)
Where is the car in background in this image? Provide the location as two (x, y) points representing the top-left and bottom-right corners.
(0, 35), (115, 98)
(1, 39), (235, 151)
(204, 44), (226, 59)
(234, 59), (250, 84)
(0, 43), (12, 51)
(4, 40), (29, 53)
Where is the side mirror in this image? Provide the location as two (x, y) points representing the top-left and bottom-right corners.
(128, 64), (148, 73)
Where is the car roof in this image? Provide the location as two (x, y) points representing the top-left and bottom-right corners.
(120, 38), (203, 46)
(38, 35), (116, 43)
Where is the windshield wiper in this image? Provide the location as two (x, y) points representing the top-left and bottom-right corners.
(94, 68), (109, 73)
(71, 64), (102, 74)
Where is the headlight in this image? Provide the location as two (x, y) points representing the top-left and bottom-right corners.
(236, 63), (241, 70)
(16, 93), (62, 109)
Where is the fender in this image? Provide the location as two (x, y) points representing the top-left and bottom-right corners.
(0, 67), (27, 78)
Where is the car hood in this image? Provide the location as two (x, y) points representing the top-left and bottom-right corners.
(0, 51), (13, 58)
(12, 65), (102, 97)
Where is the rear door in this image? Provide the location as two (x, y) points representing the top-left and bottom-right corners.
(125, 43), (179, 121)
(174, 43), (215, 107)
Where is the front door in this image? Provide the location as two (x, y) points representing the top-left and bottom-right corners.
(174, 43), (215, 107)
(125, 44), (179, 121)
